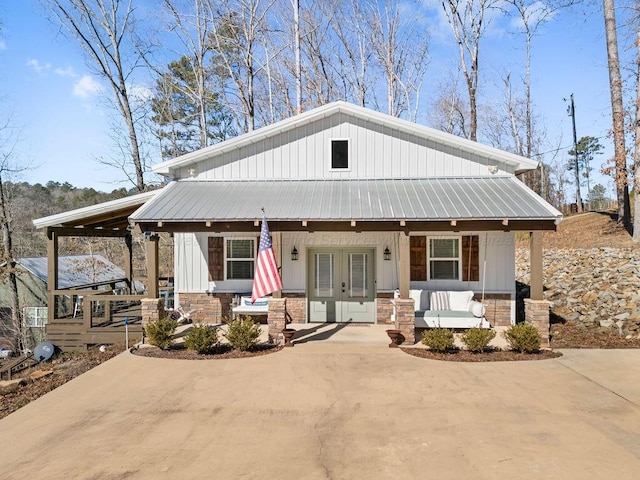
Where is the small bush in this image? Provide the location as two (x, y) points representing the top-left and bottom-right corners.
(421, 328), (455, 352)
(224, 316), (261, 351)
(461, 328), (496, 353)
(184, 324), (219, 354)
(145, 316), (178, 349)
(503, 323), (541, 353)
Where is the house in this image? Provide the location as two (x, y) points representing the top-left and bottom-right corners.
(0, 255), (145, 350)
(34, 101), (561, 349)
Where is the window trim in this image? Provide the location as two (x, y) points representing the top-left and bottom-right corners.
(427, 236), (461, 281)
(224, 237), (256, 281)
(329, 138), (350, 171)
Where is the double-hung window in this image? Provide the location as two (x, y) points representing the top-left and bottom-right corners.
(226, 238), (255, 280)
(428, 237), (460, 280)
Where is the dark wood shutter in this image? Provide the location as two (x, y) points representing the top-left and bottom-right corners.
(410, 236), (427, 281)
(462, 235), (479, 282)
(208, 237), (224, 281)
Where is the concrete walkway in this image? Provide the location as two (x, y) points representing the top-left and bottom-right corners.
(1, 330), (640, 479)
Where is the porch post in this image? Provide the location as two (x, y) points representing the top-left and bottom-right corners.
(271, 231), (282, 299)
(526, 231), (550, 347)
(46, 229), (59, 325)
(529, 231), (543, 300)
(398, 233), (410, 298)
(124, 233), (133, 293)
(145, 234), (159, 299)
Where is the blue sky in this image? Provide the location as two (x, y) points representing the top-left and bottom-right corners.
(0, 0), (622, 197)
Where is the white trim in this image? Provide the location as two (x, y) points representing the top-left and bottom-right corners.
(224, 237), (256, 281)
(33, 190), (158, 229)
(329, 138), (351, 171)
(427, 236), (461, 281)
(153, 101), (538, 176)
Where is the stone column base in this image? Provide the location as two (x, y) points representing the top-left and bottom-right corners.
(394, 298), (415, 344)
(524, 298), (550, 347)
(267, 298), (287, 344)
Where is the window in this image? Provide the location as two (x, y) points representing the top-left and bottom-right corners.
(226, 238), (255, 280)
(331, 139), (349, 169)
(428, 238), (460, 280)
(23, 307), (48, 328)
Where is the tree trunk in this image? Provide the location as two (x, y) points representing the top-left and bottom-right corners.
(633, 29), (640, 243)
(603, 0), (629, 225)
(0, 173), (21, 352)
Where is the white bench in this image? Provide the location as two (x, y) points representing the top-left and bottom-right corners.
(231, 296), (269, 321)
(394, 290), (491, 329)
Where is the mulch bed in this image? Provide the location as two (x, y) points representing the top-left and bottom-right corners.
(401, 347), (562, 362)
(131, 343), (283, 360)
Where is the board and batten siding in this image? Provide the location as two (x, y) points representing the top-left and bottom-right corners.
(173, 231), (515, 297)
(176, 112), (515, 181)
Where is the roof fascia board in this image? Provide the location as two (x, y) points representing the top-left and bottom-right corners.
(153, 101), (537, 176)
(33, 190), (158, 229)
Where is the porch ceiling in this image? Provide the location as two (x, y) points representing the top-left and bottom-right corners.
(129, 177), (562, 232)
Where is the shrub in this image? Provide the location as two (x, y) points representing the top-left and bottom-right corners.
(421, 328), (455, 352)
(461, 328), (496, 353)
(184, 324), (219, 354)
(145, 316), (178, 350)
(224, 316), (261, 351)
(502, 323), (541, 353)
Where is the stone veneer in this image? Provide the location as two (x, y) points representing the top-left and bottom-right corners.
(177, 293), (235, 323)
(524, 298), (550, 346)
(141, 298), (164, 330)
(267, 298), (287, 343)
(377, 293), (395, 325)
(482, 293), (512, 327)
(394, 298), (415, 344)
(283, 293), (306, 323)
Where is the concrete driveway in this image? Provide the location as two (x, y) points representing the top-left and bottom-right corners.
(2, 328), (640, 479)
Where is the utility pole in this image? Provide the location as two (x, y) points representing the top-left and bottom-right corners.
(567, 94), (583, 213)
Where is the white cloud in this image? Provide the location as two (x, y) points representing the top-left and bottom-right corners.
(26, 59), (51, 75)
(73, 75), (103, 98)
(55, 66), (78, 78)
(129, 84), (153, 102)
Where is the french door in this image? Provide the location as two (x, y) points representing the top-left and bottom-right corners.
(308, 248), (375, 323)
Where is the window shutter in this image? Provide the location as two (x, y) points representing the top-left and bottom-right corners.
(208, 237), (224, 281)
(410, 236), (427, 281)
(462, 235), (479, 282)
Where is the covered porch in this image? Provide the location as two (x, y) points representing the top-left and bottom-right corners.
(129, 177), (561, 346)
(33, 191), (159, 351)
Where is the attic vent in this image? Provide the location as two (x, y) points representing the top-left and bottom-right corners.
(331, 139), (349, 169)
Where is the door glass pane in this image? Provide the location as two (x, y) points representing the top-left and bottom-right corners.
(315, 253), (333, 297)
(349, 253), (367, 297)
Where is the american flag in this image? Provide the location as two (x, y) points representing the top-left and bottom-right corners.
(251, 215), (282, 303)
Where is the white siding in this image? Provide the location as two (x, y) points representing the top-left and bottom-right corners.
(409, 231), (515, 294)
(176, 115), (515, 181)
(174, 231), (515, 302)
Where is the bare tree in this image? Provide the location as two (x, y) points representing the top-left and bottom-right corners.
(634, 27), (640, 242)
(602, 0), (630, 226)
(205, 0), (276, 132)
(369, 0), (429, 119)
(163, 0), (214, 149)
(441, 0), (500, 141)
(46, 0), (148, 192)
(429, 71), (470, 137)
(0, 116), (25, 352)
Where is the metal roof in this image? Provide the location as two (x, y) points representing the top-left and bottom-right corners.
(32, 190), (158, 229)
(130, 177), (562, 223)
(19, 255), (144, 290)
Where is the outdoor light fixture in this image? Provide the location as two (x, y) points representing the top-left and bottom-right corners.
(383, 246), (391, 261)
(291, 246), (299, 261)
